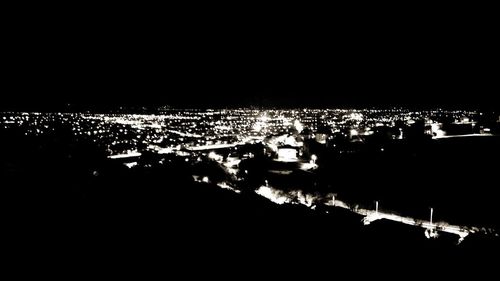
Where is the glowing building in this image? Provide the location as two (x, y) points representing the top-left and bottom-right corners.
(277, 146), (299, 162)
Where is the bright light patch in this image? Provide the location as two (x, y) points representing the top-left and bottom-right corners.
(158, 148), (174, 154)
(108, 151), (142, 159)
(224, 158), (241, 168)
(310, 154), (318, 165)
(259, 114), (269, 122)
(296, 191), (314, 207)
(217, 182), (241, 194)
(208, 151), (223, 162)
(431, 123), (446, 138)
(284, 135), (298, 146)
(255, 186), (291, 205)
(294, 120), (303, 133)
(252, 123), (263, 132)
(215, 125), (231, 130)
(300, 162), (318, 171)
(277, 148), (298, 162)
(124, 162), (138, 169)
(425, 228), (439, 239)
(349, 113), (363, 121)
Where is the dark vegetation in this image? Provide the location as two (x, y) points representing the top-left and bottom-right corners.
(1, 125), (499, 267)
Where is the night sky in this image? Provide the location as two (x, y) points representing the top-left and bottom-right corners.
(3, 6), (498, 111)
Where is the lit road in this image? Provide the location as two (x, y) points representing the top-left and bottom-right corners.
(255, 185), (496, 243)
(186, 143), (240, 151)
(433, 133), (493, 139)
(352, 206), (471, 242)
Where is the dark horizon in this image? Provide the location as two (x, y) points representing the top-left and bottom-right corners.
(2, 87), (498, 112)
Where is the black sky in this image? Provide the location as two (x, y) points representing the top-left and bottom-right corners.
(2, 5), (498, 111)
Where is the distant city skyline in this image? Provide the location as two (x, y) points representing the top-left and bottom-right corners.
(3, 91), (498, 112)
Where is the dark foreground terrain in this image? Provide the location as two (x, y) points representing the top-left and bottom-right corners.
(1, 126), (499, 271)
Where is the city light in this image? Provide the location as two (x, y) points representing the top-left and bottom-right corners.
(310, 154), (317, 164)
(1, 107), (497, 244)
(294, 119), (303, 133)
(277, 148), (298, 162)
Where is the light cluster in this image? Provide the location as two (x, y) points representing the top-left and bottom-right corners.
(1, 108), (495, 157)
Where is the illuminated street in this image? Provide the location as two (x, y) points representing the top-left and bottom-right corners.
(1, 108), (499, 248)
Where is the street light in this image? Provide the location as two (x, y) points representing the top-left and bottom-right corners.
(310, 154), (317, 164)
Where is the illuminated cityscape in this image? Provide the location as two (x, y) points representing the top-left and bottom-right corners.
(2, 108), (499, 244)
(5, 4), (500, 268)
(2, 108), (496, 157)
